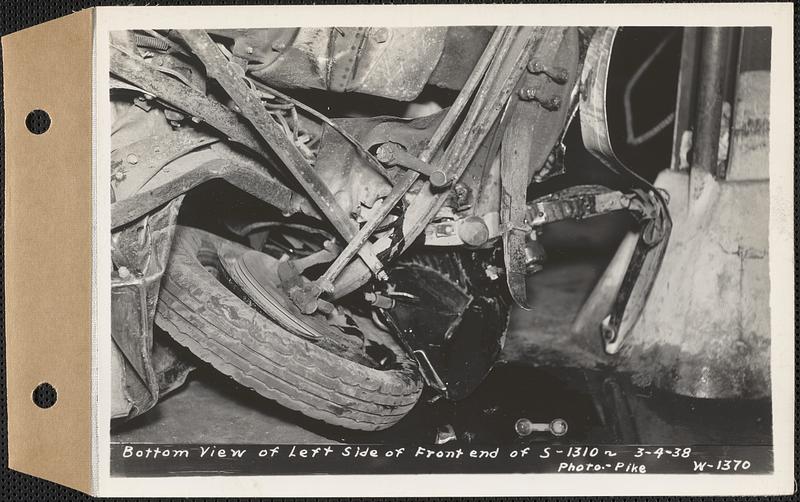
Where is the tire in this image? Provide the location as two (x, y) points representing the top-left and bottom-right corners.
(155, 226), (423, 431)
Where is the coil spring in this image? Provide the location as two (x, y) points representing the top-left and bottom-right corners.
(134, 33), (169, 51)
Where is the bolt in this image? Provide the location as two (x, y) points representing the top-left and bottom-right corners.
(376, 143), (450, 189)
(436, 223), (455, 237)
(191, 116), (202, 124)
(364, 291), (394, 309)
(246, 46), (254, 55)
(375, 143), (399, 164)
(527, 60), (569, 84)
(518, 87), (538, 101)
(113, 171), (126, 182)
(117, 266), (131, 279)
(126, 153), (139, 165)
(524, 237), (546, 275)
(518, 87), (562, 111)
(272, 41), (287, 52)
(485, 265), (502, 281)
(458, 216), (490, 247)
(429, 171), (449, 189)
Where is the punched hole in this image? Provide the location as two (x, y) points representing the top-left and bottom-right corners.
(25, 109), (51, 134)
(32, 382), (57, 409)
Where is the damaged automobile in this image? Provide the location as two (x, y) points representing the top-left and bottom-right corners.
(109, 24), (770, 439)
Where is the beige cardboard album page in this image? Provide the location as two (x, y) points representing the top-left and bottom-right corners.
(3, 8), (95, 494)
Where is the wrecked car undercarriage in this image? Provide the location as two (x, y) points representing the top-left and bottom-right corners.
(109, 26), (677, 431)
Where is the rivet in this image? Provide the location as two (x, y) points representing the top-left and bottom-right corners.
(527, 60), (569, 85)
(126, 153), (139, 165)
(518, 87), (538, 101)
(373, 28), (389, 43)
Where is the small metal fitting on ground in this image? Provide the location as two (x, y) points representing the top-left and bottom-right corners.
(514, 417), (569, 437)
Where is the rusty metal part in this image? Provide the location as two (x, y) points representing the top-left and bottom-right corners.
(527, 60), (570, 84)
(314, 112), (445, 217)
(393, 27), (539, 255)
(526, 185), (634, 226)
(112, 277), (159, 417)
(428, 27), (495, 90)
(135, 33), (169, 51)
(424, 212), (501, 247)
(290, 241), (338, 274)
(457, 216), (491, 247)
(580, 27), (627, 175)
(517, 87), (563, 110)
(111, 127), (219, 200)
(523, 233), (546, 274)
(316, 27), (515, 300)
(248, 79), (394, 185)
(376, 142), (450, 188)
(364, 292), (395, 309)
(177, 30), (385, 287)
(579, 27), (673, 349)
(328, 27), (539, 300)
(110, 46), (278, 166)
(382, 244), (511, 399)
(424, 185), (634, 248)
(500, 27), (579, 309)
(601, 194), (670, 353)
(694, 27), (735, 177)
(111, 198), (183, 418)
(501, 121), (534, 309)
(229, 27), (447, 101)
(111, 159), (298, 229)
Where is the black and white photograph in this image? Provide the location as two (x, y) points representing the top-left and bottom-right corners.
(103, 8), (786, 492)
